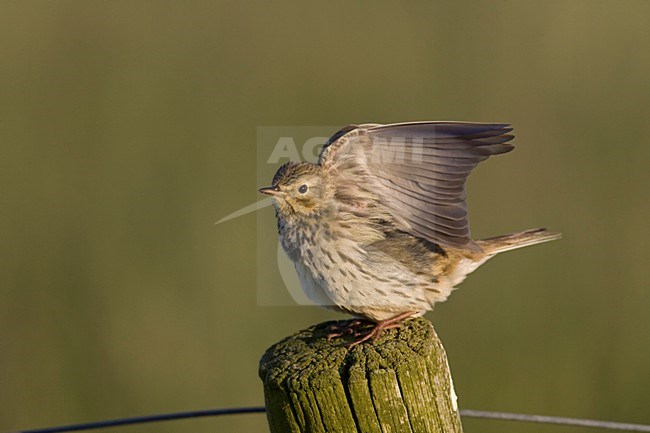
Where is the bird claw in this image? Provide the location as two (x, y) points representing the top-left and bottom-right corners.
(345, 321), (402, 348)
(327, 311), (415, 349)
(325, 319), (368, 341)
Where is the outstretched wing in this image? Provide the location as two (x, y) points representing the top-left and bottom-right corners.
(319, 122), (514, 249)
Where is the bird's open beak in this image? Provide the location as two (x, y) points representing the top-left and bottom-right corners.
(258, 185), (283, 196)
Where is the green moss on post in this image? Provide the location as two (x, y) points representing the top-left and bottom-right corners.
(259, 318), (462, 433)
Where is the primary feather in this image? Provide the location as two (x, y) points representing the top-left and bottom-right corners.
(319, 122), (515, 249)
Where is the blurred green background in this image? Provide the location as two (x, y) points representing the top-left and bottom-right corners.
(1, 1), (649, 432)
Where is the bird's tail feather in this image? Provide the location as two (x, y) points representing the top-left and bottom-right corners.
(477, 228), (561, 255)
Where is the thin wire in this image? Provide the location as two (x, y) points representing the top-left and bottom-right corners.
(14, 407), (650, 433)
(16, 407), (265, 433)
(459, 410), (650, 432)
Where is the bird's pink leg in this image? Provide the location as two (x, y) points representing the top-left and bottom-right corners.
(325, 319), (368, 341)
(347, 310), (418, 348)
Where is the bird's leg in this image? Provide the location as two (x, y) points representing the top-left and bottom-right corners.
(347, 311), (418, 348)
(325, 319), (370, 341)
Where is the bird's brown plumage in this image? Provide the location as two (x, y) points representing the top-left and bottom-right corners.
(260, 121), (559, 329)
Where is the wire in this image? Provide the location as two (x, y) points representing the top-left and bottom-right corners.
(16, 407), (265, 433)
(14, 407), (650, 433)
(459, 410), (650, 432)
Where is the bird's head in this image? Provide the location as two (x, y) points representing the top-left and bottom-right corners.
(259, 161), (330, 220)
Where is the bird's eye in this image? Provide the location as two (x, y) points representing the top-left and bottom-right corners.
(298, 184), (308, 194)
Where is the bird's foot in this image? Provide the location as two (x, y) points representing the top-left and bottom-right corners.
(325, 319), (369, 341)
(346, 311), (418, 348)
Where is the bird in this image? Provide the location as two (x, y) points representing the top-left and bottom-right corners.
(259, 122), (560, 345)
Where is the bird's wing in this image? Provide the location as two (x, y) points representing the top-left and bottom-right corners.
(318, 122), (514, 249)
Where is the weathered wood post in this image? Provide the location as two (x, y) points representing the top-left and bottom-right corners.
(259, 317), (462, 433)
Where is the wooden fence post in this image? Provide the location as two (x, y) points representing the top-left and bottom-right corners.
(259, 317), (462, 433)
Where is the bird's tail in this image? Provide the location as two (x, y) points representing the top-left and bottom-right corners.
(477, 228), (561, 255)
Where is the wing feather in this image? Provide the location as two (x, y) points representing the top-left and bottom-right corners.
(319, 122), (514, 248)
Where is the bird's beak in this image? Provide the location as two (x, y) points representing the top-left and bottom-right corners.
(258, 185), (283, 196)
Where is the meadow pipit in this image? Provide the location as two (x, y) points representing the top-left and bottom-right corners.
(260, 122), (560, 345)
